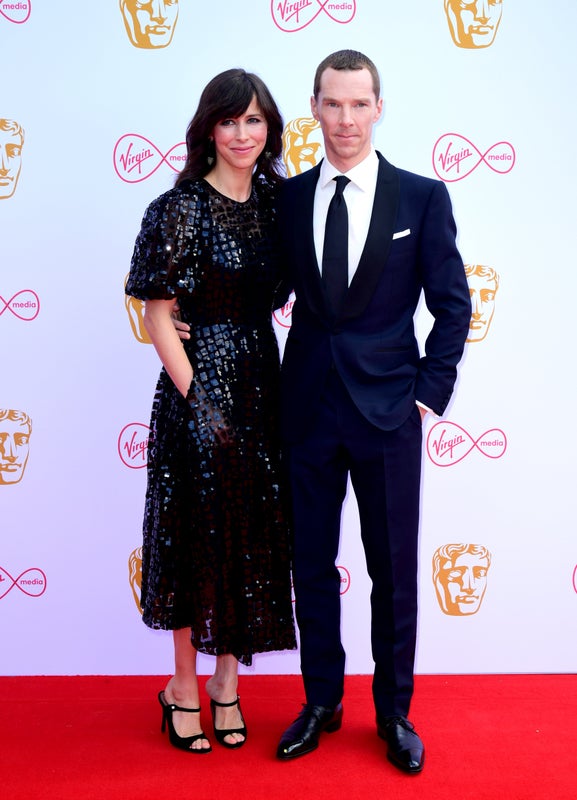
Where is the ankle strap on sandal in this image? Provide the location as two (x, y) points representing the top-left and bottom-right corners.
(210, 695), (240, 708)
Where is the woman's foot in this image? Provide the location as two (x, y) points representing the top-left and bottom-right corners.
(163, 678), (211, 752)
(205, 676), (246, 747)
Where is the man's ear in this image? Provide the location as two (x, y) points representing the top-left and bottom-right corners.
(310, 95), (319, 121)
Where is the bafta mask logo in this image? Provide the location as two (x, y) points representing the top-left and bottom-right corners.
(433, 543), (492, 616)
(128, 546), (143, 612)
(119, 0), (179, 49)
(0, 408), (32, 485)
(282, 117), (323, 177)
(465, 264), (500, 343)
(125, 275), (152, 343)
(0, 119), (24, 200)
(444, 0), (503, 49)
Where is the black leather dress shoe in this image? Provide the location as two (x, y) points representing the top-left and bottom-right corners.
(377, 715), (425, 774)
(277, 703), (343, 760)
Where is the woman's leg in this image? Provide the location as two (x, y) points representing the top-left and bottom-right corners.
(206, 654), (245, 745)
(163, 627), (211, 751)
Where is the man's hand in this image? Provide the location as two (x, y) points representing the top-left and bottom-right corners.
(172, 316), (191, 340)
(171, 302), (190, 340)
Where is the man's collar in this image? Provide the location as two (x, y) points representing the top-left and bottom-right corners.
(319, 149), (379, 191)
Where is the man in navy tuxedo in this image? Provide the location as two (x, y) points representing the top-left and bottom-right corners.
(276, 50), (471, 773)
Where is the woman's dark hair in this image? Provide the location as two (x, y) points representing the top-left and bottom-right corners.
(176, 68), (285, 186)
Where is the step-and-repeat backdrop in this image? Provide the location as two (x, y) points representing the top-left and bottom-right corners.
(2, 2), (576, 676)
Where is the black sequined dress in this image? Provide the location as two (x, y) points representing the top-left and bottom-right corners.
(126, 178), (296, 665)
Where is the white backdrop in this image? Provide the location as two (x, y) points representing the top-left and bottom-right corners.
(1, 1), (576, 676)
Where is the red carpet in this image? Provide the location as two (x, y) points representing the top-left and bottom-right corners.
(2, 674), (575, 799)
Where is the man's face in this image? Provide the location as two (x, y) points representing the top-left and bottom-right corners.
(311, 67), (382, 173)
(0, 127), (23, 200)
(445, 0), (503, 49)
(0, 417), (31, 485)
(437, 553), (489, 615)
(120, 0), (179, 49)
(467, 272), (498, 342)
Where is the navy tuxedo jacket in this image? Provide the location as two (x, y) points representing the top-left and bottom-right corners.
(277, 152), (471, 440)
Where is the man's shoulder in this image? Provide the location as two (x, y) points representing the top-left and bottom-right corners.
(376, 154), (437, 190)
(282, 166), (319, 193)
(396, 166), (439, 189)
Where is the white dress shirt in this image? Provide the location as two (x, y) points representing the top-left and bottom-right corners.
(313, 148), (379, 285)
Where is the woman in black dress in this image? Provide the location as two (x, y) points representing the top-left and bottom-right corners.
(126, 69), (296, 753)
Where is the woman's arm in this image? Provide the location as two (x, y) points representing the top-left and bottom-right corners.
(144, 298), (193, 397)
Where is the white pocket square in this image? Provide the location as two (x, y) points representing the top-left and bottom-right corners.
(392, 229), (411, 240)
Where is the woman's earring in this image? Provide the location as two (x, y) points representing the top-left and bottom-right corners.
(207, 139), (215, 166)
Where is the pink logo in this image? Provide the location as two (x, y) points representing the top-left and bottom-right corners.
(573, 565), (577, 594)
(273, 296), (294, 328)
(113, 134), (186, 183)
(433, 133), (515, 182)
(337, 565), (351, 595)
(0, 566), (46, 600)
(271, 0), (356, 32)
(0, 289), (40, 321)
(426, 422), (507, 467)
(0, 1), (31, 23)
(118, 422), (150, 469)
(291, 564), (351, 602)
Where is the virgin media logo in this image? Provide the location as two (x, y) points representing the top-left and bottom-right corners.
(433, 133), (515, 182)
(0, 566), (46, 600)
(273, 295), (294, 329)
(338, 565), (351, 595)
(271, 0), (356, 32)
(291, 564), (350, 602)
(0, 289), (40, 321)
(0, 1), (31, 23)
(426, 422), (507, 467)
(118, 422), (149, 469)
(113, 134), (186, 183)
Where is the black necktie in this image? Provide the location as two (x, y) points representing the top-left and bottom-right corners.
(322, 175), (350, 314)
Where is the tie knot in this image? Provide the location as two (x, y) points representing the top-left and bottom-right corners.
(333, 175), (350, 196)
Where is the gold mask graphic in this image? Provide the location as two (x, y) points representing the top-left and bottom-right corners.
(0, 409), (32, 485)
(125, 275), (152, 344)
(433, 544), (492, 616)
(119, 0), (179, 49)
(0, 119), (24, 200)
(282, 117), (323, 177)
(128, 546), (143, 613)
(465, 264), (500, 343)
(444, 0), (503, 49)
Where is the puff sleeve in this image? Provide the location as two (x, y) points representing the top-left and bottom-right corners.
(125, 186), (203, 301)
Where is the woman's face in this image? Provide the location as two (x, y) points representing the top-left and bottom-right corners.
(212, 98), (268, 173)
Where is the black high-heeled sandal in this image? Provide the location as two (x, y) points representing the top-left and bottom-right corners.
(210, 696), (247, 749)
(158, 690), (212, 753)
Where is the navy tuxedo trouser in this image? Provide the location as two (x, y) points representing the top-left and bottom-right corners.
(287, 369), (422, 719)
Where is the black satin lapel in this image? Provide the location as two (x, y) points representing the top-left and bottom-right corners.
(340, 156), (400, 324)
(292, 165), (326, 316)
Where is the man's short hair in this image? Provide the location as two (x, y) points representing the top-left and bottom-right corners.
(313, 50), (381, 100)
